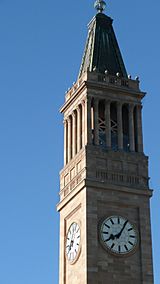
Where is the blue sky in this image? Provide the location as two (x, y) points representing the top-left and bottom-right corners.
(0, 0), (159, 283)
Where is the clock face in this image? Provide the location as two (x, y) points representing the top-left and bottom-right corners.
(100, 216), (138, 255)
(65, 222), (81, 263)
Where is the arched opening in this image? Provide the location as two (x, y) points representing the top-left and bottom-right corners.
(122, 104), (129, 152)
(134, 106), (138, 152)
(111, 102), (118, 150)
(99, 100), (106, 146)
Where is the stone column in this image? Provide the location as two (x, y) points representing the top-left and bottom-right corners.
(82, 101), (85, 147)
(94, 98), (99, 145)
(117, 102), (123, 150)
(136, 104), (143, 153)
(129, 104), (135, 152)
(84, 96), (92, 145)
(67, 116), (72, 162)
(77, 106), (81, 153)
(72, 112), (76, 157)
(105, 100), (111, 148)
(63, 120), (67, 165)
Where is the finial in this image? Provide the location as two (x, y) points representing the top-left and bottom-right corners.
(94, 0), (106, 13)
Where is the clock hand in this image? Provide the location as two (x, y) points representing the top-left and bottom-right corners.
(105, 234), (115, 241)
(115, 220), (128, 239)
(68, 239), (74, 252)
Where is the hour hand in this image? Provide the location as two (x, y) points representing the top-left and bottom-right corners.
(105, 234), (115, 241)
(68, 239), (74, 251)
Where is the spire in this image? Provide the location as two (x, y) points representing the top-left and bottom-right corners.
(78, 4), (127, 79)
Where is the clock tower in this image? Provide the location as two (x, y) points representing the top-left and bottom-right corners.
(57, 1), (154, 283)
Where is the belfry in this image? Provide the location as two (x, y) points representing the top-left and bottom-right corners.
(57, 1), (154, 283)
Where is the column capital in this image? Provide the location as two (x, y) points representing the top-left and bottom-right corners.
(63, 119), (67, 125)
(81, 99), (86, 106)
(117, 101), (123, 108)
(85, 96), (92, 104)
(129, 103), (135, 111)
(76, 105), (81, 112)
(67, 116), (71, 124)
(94, 97), (99, 108)
(72, 111), (76, 118)
(105, 99), (111, 105)
(137, 104), (143, 110)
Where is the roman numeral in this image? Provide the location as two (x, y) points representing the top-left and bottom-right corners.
(104, 224), (110, 229)
(111, 243), (115, 249)
(102, 232), (109, 234)
(110, 219), (114, 225)
(128, 228), (133, 231)
(130, 235), (135, 238)
(128, 241), (134, 246)
(118, 217), (120, 224)
(118, 245), (121, 253)
(124, 245), (128, 251)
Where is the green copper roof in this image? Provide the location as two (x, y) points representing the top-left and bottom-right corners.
(78, 13), (127, 78)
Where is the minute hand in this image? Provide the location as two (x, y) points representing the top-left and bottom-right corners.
(115, 220), (128, 239)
